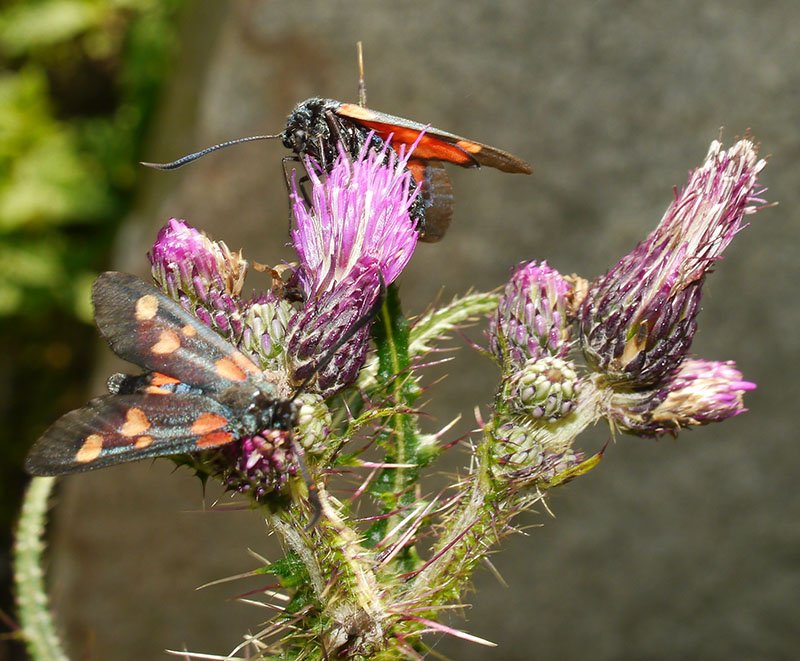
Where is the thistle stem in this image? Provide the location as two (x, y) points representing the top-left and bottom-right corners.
(13, 476), (69, 661)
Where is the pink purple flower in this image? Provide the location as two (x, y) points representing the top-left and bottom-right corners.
(580, 139), (766, 388)
(286, 140), (421, 396)
(148, 218), (247, 343)
(610, 359), (756, 436)
(488, 260), (574, 369)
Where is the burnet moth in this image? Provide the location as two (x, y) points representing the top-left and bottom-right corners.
(142, 46), (532, 243)
(25, 272), (314, 507)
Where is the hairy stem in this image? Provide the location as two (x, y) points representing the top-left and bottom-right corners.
(410, 383), (607, 604)
(13, 476), (68, 661)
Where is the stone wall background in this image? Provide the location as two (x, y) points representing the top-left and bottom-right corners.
(49, 2), (800, 659)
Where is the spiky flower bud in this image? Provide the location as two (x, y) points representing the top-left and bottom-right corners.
(287, 259), (381, 397)
(489, 261), (574, 369)
(241, 293), (294, 371)
(580, 140), (766, 388)
(506, 356), (578, 421)
(286, 139), (420, 396)
(295, 392), (331, 454)
(492, 420), (582, 485)
(149, 218), (247, 343)
(610, 359), (756, 436)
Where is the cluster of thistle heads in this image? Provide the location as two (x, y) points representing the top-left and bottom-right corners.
(147, 136), (765, 499)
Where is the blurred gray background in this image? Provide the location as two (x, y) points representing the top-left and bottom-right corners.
(48, 1), (799, 659)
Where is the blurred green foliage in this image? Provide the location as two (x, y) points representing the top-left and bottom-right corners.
(0, 0), (183, 320)
(0, 1), (184, 653)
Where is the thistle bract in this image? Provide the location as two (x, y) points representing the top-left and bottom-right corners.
(580, 140), (766, 388)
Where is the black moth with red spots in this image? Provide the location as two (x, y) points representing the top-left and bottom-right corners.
(25, 271), (295, 476)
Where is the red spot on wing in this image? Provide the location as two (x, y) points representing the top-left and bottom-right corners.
(197, 431), (235, 448)
(151, 373), (181, 387)
(407, 160), (427, 185)
(214, 356), (248, 382)
(191, 413), (229, 435)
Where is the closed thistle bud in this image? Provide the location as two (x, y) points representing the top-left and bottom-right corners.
(241, 293), (294, 371)
(217, 430), (298, 502)
(506, 356), (578, 421)
(295, 392), (331, 454)
(580, 140), (766, 388)
(610, 359), (756, 437)
(149, 218), (247, 343)
(492, 420), (582, 486)
(489, 261), (574, 369)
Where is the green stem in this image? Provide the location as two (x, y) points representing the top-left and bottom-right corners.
(13, 476), (69, 661)
(410, 384), (606, 605)
(366, 285), (423, 561)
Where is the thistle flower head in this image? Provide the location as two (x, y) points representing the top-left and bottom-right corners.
(149, 218), (247, 342)
(580, 139), (766, 388)
(217, 430), (298, 501)
(610, 358), (756, 436)
(489, 261), (574, 369)
(286, 139), (421, 396)
(492, 420), (583, 486)
(291, 138), (420, 298)
(240, 292), (294, 371)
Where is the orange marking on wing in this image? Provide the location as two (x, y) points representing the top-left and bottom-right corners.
(191, 413), (229, 435)
(76, 434), (104, 463)
(455, 139), (483, 155)
(181, 324), (197, 337)
(151, 329), (180, 355)
(151, 373), (181, 386)
(144, 386), (170, 395)
(135, 294), (159, 321)
(230, 350), (259, 375)
(336, 103), (374, 121)
(197, 431), (234, 448)
(121, 407), (151, 437)
(134, 435), (154, 449)
(215, 356), (248, 382)
(407, 161), (427, 184)
(358, 120), (476, 165)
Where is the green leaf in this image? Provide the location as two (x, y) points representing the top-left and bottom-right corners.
(0, 1), (102, 55)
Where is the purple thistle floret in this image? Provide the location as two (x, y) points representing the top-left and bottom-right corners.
(611, 359), (756, 436)
(216, 430), (298, 500)
(291, 139), (420, 298)
(580, 139), (766, 388)
(286, 139), (420, 397)
(489, 260), (575, 369)
(149, 218), (247, 343)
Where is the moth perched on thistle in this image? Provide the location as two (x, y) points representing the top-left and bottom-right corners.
(25, 137), (422, 514)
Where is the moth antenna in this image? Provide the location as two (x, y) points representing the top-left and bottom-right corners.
(141, 134), (282, 170)
(357, 41), (367, 107)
